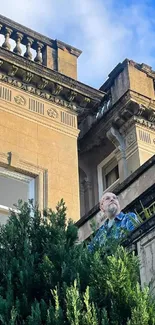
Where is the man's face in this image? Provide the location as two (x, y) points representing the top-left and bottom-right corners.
(100, 192), (120, 219)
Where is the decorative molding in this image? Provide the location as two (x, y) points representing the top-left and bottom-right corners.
(148, 110), (155, 122)
(0, 85), (12, 101)
(60, 111), (76, 128)
(79, 89), (155, 153)
(126, 130), (137, 147)
(29, 98), (44, 115)
(52, 84), (63, 96)
(119, 116), (136, 134)
(14, 94), (26, 106)
(134, 117), (155, 130)
(0, 47), (104, 103)
(56, 40), (82, 58)
(38, 78), (48, 90)
(0, 72), (79, 112)
(0, 93), (79, 138)
(67, 91), (77, 102)
(138, 130), (151, 144)
(47, 108), (58, 118)
(8, 65), (18, 77)
(22, 72), (34, 83)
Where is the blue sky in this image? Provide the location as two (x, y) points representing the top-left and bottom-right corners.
(1, 0), (155, 88)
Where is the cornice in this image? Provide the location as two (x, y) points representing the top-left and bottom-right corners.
(0, 48), (104, 102)
(0, 49), (105, 121)
(79, 91), (131, 152)
(0, 72), (78, 113)
(79, 90), (155, 153)
(56, 40), (82, 58)
(100, 58), (155, 92)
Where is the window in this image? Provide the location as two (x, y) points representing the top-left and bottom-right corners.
(0, 167), (35, 223)
(103, 164), (119, 189)
(97, 152), (120, 199)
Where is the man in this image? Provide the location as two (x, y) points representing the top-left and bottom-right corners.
(88, 192), (138, 251)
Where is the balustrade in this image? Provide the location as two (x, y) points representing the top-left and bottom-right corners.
(0, 15), (51, 66)
(0, 14), (82, 78)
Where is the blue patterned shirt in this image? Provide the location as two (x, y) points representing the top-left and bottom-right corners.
(88, 212), (138, 251)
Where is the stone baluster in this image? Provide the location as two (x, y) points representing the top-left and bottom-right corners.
(2, 27), (12, 50)
(13, 32), (23, 55)
(24, 37), (33, 60)
(34, 42), (43, 64)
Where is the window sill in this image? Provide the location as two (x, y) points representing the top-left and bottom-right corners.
(102, 178), (120, 194)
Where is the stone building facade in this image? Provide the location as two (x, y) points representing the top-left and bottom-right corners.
(0, 14), (103, 222)
(0, 13), (155, 290)
(79, 60), (155, 219)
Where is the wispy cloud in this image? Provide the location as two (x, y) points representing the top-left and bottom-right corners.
(1, 0), (155, 88)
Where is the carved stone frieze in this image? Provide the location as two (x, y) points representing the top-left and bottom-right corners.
(0, 72), (78, 112)
(0, 47), (105, 118)
(126, 130), (137, 147)
(134, 117), (155, 130)
(47, 108), (58, 118)
(14, 95), (26, 106)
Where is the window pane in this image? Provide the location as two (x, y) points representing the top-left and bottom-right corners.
(0, 174), (29, 208)
(105, 166), (119, 188)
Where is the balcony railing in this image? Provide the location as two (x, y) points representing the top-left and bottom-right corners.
(0, 15), (54, 65)
(0, 14), (81, 69)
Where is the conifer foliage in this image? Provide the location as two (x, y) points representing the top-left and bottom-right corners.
(0, 199), (154, 324)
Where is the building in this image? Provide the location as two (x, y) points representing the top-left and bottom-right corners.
(0, 14), (103, 222)
(0, 15), (155, 288)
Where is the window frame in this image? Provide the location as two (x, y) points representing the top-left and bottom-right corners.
(0, 167), (35, 218)
(97, 151), (120, 199)
(0, 151), (48, 222)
